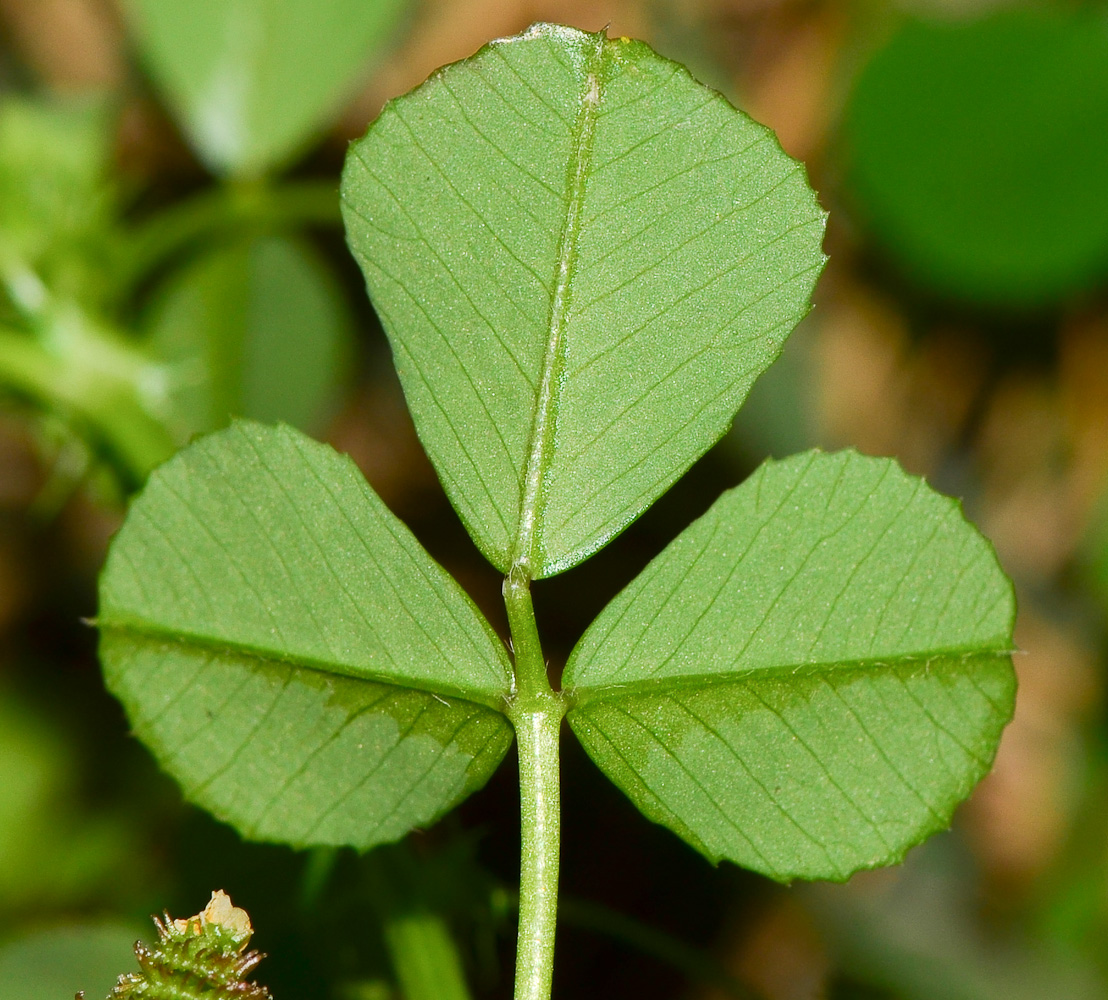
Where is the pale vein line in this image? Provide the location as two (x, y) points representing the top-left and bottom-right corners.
(283, 433), (490, 685)
(662, 695), (841, 871)
(352, 147), (543, 389)
(572, 647), (1012, 704)
(512, 33), (605, 573)
(613, 516), (724, 683)
(580, 133), (774, 230)
(927, 529), (977, 630)
(799, 464), (908, 657)
(739, 683), (893, 854)
(143, 649), (217, 728)
(353, 260), (514, 538)
(641, 455), (817, 680)
(566, 545), (680, 689)
(823, 677), (945, 824)
(594, 64), (681, 120)
(728, 458), (885, 666)
(115, 544), (163, 618)
(102, 620), (505, 712)
(347, 195), (544, 337)
(362, 712), (486, 838)
(249, 685), (413, 832)
(187, 668), (295, 796)
(217, 431), (338, 658)
(474, 62), (568, 138)
(388, 112), (554, 285)
(572, 184), (810, 336)
(545, 312), (804, 550)
(866, 494), (942, 655)
(581, 145), (751, 271)
(147, 477), (286, 644)
(892, 673), (989, 769)
(591, 701), (777, 870)
(489, 43), (574, 126)
(589, 94), (718, 175)
(561, 267), (820, 468)
(438, 77), (564, 199)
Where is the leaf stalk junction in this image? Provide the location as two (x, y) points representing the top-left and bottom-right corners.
(504, 568), (566, 1000)
(499, 31), (603, 1000)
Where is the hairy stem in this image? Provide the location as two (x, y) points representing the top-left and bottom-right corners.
(511, 703), (563, 1000)
(504, 572), (565, 1000)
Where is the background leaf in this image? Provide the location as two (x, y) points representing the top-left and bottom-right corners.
(564, 449), (1015, 882)
(0, 690), (136, 911)
(342, 23), (825, 578)
(122, 0), (410, 176)
(0, 923), (143, 1000)
(99, 421), (513, 849)
(841, 8), (1108, 307)
(147, 235), (350, 439)
(0, 96), (114, 296)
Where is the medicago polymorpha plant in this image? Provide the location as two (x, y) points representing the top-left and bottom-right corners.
(96, 24), (1015, 1000)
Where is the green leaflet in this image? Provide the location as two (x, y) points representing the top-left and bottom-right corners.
(147, 235), (350, 438)
(122, 0), (408, 176)
(98, 422), (513, 849)
(342, 24), (826, 578)
(564, 450), (1016, 882)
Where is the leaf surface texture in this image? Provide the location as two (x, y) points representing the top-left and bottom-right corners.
(342, 24), (826, 577)
(564, 450), (1016, 881)
(99, 422), (513, 849)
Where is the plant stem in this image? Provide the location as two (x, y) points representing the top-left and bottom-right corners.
(503, 569), (546, 700)
(511, 703), (562, 1000)
(503, 570), (565, 1000)
(115, 178), (341, 292)
(0, 324), (175, 484)
(364, 845), (474, 1000)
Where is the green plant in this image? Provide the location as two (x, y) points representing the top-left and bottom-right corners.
(0, 0), (410, 498)
(95, 24), (1016, 1000)
(101, 891), (271, 999)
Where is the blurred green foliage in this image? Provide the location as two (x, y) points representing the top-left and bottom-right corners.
(0, 96), (115, 300)
(146, 235), (350, 436)
(0, 691), (142, 913)
(122, 0), (410, 177)
(0, 923), (141, 1000)
(841, 7), (1108, 307)
(0, 0), (414, 494)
